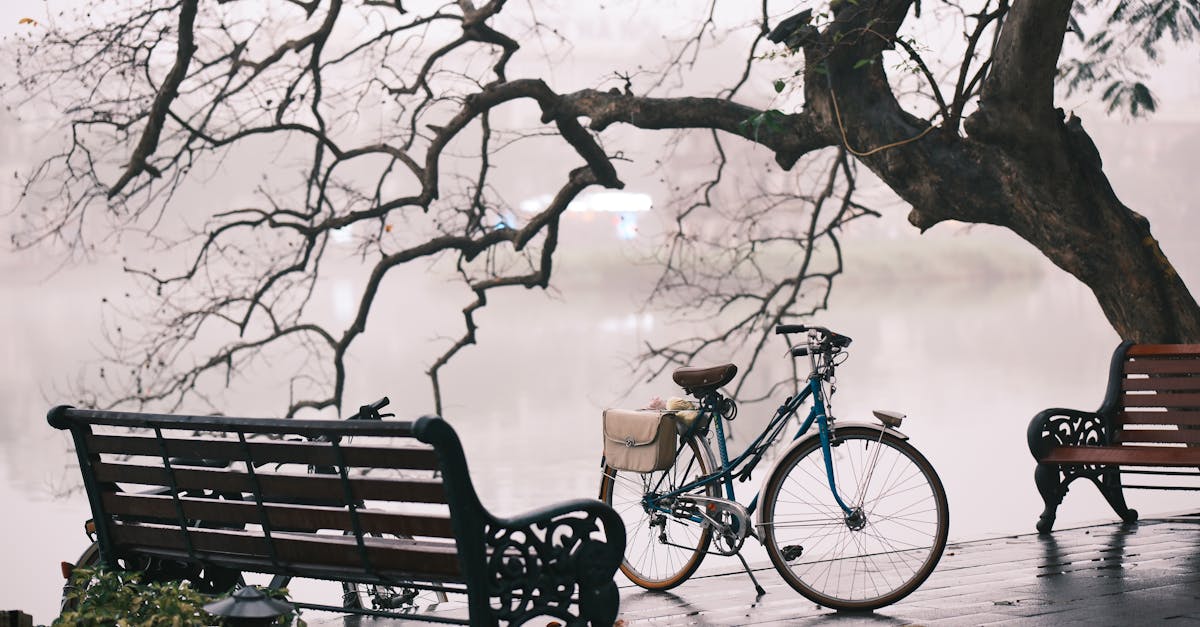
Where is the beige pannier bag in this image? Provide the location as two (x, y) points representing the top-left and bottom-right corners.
(602, 409), (678, 473)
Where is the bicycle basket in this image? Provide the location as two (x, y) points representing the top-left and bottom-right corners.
(603, 409), (678, 473)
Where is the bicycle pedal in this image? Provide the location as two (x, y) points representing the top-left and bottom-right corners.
(781, 545), (804, 561)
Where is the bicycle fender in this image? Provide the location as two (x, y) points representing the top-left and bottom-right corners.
(752, 421), (908, 535)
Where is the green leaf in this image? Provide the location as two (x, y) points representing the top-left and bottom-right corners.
(1131, 81), (1157, 115)
(852, 58), (873, 69)
(773, 79), (786, 93)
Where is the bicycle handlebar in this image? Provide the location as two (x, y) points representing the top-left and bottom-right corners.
(347, 397), (391, 421)
(776, 324), (853, 348)
(166, 396), (394, 480)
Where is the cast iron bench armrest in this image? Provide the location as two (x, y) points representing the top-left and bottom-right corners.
(485, 498), (625, 627)
(1027, 407), (1114, 460)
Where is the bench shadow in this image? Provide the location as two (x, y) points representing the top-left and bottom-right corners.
(1037, 523), (1135, 577)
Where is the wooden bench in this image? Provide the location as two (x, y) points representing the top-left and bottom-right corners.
(48, 406), (624, 625)
(1027, 342), (1200, 533)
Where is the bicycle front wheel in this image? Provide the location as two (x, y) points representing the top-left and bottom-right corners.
(342, 580), (449, 613)
(599, 435), (717, 590)
(761, 426), (948, 611)
(341, 532), (450, 612)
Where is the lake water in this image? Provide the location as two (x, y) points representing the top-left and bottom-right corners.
(3, 117), (1199, 623)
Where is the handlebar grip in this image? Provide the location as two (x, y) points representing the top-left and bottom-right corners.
(348, 397), (390, 421)
(776, 324), (807, 335)
(791, 346), (809, 357)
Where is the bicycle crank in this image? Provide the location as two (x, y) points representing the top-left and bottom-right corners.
(677, 494), (751, 555)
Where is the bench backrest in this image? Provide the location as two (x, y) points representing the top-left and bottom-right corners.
(47, 407), (488, 589)
(1104, 342), (1200, 446)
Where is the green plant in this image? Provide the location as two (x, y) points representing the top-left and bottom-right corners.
(55, 567), (304, 627)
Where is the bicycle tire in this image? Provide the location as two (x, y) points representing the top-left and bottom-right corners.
(598, 435), (717, 590)
(761, 426), (948, 611)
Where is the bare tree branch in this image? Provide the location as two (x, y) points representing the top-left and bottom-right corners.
(981, 0), (1073, 121)
(108, 0), (200, 199)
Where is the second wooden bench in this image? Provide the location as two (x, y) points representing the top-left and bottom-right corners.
(1027, 342), (1200, 533)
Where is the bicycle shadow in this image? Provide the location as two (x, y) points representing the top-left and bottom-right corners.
(617, 585), (913, 626)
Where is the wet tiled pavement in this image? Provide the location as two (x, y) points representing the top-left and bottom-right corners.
(313, 514), (1200, 626)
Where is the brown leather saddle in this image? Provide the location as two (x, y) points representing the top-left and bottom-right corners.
(672, 363), (737, 393)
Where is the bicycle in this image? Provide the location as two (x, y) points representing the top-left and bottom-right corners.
(599, 324), (949, 611)
(60, 397), (450, 615)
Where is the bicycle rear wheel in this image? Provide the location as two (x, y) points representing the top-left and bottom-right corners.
(761, 426), (948, 611)
(598, 435), (716, 590)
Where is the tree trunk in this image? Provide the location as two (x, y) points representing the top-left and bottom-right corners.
(872, 108), (1200, 344)
(801, 0), (1200, 344)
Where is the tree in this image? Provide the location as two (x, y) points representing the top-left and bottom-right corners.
(6, 0), (1198, 415)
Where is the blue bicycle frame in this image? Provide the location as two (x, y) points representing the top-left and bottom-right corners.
(643, 373), (856, 522)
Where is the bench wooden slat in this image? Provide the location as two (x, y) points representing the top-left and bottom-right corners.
(1122, 392), (1200, 408)
(109, 522), (463, 578)
(102, 493), (455, 538)
(130, 547), (470, 588)
(86, 434), (440, 471)
(1127, 344), (1200, 357)
(1042, 445), (1200, 467)
(1122, 376), (1200, 392)
(94, 462), (448, 504)
(1119, 410), (1200, 426)
(1117, 429), (1200, 445)
(1124, 358), (1200, 375)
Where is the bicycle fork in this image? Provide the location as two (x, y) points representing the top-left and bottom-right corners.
(817, 409), (892, 531)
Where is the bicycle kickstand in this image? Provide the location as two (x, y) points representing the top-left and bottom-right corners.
(735, 550), (766, 597)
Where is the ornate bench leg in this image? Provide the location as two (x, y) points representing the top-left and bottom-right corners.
(1034, 463), (1064, 533)
(1098, 467), (1138, 524)
(580, 580), (619, 627)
